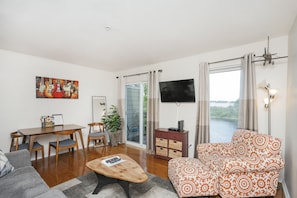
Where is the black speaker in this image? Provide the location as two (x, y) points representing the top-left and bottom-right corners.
(178, 120), (184, 132)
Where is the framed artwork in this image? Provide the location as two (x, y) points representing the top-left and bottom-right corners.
(36, 76), (79, 99)
(52, 114), (64, 126)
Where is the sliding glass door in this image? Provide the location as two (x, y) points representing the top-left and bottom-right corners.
(125, 83), (147, 147)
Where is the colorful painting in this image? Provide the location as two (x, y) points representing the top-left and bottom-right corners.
(36, 76), (79, 99)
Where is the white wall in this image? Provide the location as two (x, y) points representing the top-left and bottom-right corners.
(0, 36), (289, 178)
(0, 49), (116, 156)
(284, 15), (297, 198)
(117, 36), (288, 163)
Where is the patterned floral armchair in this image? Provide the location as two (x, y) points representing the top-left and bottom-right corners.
(168, 129), (284, 198)
(197, 129), (285, 198)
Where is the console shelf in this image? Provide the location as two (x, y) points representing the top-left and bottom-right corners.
(154, 128), (188, 160)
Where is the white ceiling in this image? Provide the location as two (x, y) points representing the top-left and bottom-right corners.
(0, 0), (297, 71)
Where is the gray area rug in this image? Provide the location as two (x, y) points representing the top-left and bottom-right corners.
(52, 171), (178, 198)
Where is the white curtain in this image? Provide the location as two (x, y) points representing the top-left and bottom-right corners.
(146, 71), (160, 154)
(194, 62), (210, 157)
(117, 76), (126, 143)
(238, 53), (258, 131)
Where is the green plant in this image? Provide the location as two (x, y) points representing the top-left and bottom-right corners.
(101, 105), (121, 133)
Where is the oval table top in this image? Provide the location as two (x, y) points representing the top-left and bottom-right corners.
(86, 153), (148, 183)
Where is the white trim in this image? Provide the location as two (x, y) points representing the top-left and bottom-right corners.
(139, 84), (144, 145)
(282, 181), (291, 198)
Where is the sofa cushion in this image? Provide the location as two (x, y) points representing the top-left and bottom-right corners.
(197, 142), (234, 164)
(0, 150), (14, 178)
(5, 150), (31, 169)
(0, 166), (49, 198)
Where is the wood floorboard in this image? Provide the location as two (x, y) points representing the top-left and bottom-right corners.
(32, 144), (284, 198)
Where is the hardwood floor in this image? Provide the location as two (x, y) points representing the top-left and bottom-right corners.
(32, 144), (284, 198)
(32, 144), (168, 187)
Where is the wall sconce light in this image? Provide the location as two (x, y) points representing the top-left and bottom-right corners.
(259, 81), (277, 135)
(263, 87), (277, 109)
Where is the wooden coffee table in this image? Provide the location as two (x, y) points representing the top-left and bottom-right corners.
(86, 154), (148, 198)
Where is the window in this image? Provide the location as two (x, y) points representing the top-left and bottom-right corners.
(125, 83), (147, 147)
(209, 70), (240, 143)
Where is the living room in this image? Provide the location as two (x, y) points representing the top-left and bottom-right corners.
(0, 1), (297, 198)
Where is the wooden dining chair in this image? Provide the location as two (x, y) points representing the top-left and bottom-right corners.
(48, 130), (79, 162)
(10, 131), (44, 161)
(87, 122), (106, 148)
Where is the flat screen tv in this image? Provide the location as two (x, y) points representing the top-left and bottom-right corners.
(159, 79), (196, 102)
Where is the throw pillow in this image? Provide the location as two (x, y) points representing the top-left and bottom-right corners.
(0, 149), (14, 177)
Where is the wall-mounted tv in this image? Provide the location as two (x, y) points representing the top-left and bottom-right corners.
(159, 79), (196, 102)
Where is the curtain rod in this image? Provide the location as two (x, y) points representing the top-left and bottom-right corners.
(123, 72), (148, 78)
(209, 56), (243, 65)
(209, 55), (288, 65)
(116, 69), (162, 78)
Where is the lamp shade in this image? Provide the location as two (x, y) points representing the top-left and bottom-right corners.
(269, 89), (277, 96)
(264, 98), (269, 105)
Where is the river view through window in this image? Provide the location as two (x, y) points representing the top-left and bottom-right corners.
(210, 70), (240, 143)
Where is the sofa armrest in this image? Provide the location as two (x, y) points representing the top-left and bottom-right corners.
(216, 156), (285, 174)
(5, 150), (31, 169)
(197, 142), (234, 163)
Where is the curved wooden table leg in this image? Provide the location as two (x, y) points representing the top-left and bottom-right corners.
(93, 173), (130, 198)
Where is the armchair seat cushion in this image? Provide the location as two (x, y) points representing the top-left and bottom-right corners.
(197, 143), (234, 165)
(50, 139), (76, 147)
(89, 132), (105, 137)
(11, 142), (43, 151)
(216, 156), (285, 173)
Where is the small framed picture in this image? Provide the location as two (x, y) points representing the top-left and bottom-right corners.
(52, 114), (64, 126)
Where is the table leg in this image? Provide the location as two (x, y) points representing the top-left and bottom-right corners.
(93, 173), (130, 198)
(77, 129), (85, 155)
(69, 133), (74, 152)
(22, 135), (27, 144)
(28, 136), (36, 153)
(118, 179), (130, 198)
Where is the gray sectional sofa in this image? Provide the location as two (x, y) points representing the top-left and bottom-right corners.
(0, 149), (66, 198)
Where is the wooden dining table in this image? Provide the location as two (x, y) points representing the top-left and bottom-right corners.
(17, 124), (86, 155)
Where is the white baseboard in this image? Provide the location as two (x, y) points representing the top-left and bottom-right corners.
(282, 181), (290, 198)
